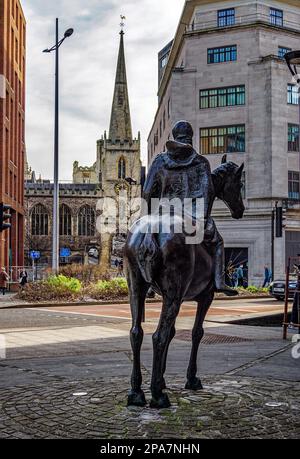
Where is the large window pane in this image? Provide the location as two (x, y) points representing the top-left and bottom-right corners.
(288, 124), (299, 152)
(78, 206), (96, 237)
(288, 84), (299, 105)
(218, 8), (235, 27)
(270, 8), (283, 26)
(31, 204), (49, 236)
(200, 85), (245, 109)
(288, 171), (300, 200)
(60, 204), (72, 236)
(207, 45), (237, 64)
(278, 46), (291, 58)
(200, 125), (245, 155)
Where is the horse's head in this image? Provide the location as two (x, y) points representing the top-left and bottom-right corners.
(212, 155), (245, 220)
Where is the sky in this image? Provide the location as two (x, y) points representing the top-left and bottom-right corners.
(21, 0), (185, 181)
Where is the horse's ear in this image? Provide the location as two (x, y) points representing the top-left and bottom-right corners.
(221, 155), (227, 164)
(237, 163), (244, 176)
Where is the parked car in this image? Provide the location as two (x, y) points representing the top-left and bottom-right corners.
(269, 278), (297, 301)
(88, 248), (99, 259)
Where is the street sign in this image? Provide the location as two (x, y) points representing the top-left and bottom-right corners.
(30, 251), (40, 260)
(60, 247), (71, 258)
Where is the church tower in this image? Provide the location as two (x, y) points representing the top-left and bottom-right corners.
(95, 28), (142, 199)
(109, 30), (132, 143)
(73, 27), (142, 198)
(72, 25), (142, 270)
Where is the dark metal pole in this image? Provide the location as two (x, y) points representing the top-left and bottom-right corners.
(283, 258), (290, 340)
(271, 208), (275, 281)
(52, 18), (59, 272)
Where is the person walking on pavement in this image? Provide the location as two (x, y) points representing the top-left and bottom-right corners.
(0, 268), (9, 295)
(262, 265), (271, 288)
(236, 265), (244, 287)
(232, 268), (238, 288)
(290, 264), (300, 330)
(19, 270), (28, 290)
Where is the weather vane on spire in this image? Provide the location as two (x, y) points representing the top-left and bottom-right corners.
(120, 15), (126, 34)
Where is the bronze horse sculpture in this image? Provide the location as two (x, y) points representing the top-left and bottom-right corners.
(124, 153), (245, 409)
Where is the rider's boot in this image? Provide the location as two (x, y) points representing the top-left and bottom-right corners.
(214, 237), (238, 297)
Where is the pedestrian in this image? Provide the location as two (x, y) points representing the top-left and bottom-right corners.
(232, 268), (238, 288)
(262, 265), (271, 288)
(0, 268), (9, 295)
(19, 270), (28, 289)
(236, 265), (244, 287)
(118, 259), (124, 277)
(290, 265), (300, 329)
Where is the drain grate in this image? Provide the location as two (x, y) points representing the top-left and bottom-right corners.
(175, 330), (253, 344)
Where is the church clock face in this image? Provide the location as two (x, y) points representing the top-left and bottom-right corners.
(114, 181), (130, 195)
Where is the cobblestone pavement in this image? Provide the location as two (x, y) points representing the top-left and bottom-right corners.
(0, 375), (299, 439)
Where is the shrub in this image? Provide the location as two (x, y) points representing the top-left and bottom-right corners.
(47, 275), (82, 293)
(87, 277), (128, 300)
(237, 286), (269, 294)
(59, 264), (111, 284)
(17, 275), (83, 302)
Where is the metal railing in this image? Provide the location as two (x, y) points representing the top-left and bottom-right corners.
(186, 13), (300, 34)
(8, 265), (49, 284)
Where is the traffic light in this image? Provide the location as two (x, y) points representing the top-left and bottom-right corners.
(275, 206), (283, 238)
(0, 203), (12, 232)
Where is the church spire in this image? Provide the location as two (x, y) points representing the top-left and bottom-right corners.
(109, 25), (132, 142)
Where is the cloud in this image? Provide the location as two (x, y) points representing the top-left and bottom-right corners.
(22, 0), (184, 180)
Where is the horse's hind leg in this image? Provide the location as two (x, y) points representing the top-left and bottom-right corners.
(127, 266), (149, 407)
(161, 325), (176, 389)
(150, 298), (181, 409)
(186, 290), (214, 390)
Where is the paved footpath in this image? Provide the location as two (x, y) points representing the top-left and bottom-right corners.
(0, 300), (299, 439)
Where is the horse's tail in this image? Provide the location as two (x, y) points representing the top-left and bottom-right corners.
(137, 232), (161, 284)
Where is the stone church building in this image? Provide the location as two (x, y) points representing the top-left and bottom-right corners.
(25, 30), (143, 270)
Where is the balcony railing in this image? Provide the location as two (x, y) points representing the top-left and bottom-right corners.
(186, 13), (300, 34)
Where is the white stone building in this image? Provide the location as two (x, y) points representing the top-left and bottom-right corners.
(148, 0), (300, 285)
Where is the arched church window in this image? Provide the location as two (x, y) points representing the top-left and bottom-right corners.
(31, 204), (49, 236)
(78, 205), (96, 237)
(118, 157), (126, 180)
(60, 204), (72, 236)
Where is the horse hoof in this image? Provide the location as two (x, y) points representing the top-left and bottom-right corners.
(185, 378), (203, 391)
(150, 393), (171, 409)
(127, 390), (147, 407)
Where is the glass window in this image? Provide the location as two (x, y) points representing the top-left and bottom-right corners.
(160, 55), (168, 69)
(207, 45), (237, 64)
(118, 157), (126, 179)
(288, 124), (299, 152)
(270, 8), (283, 26)
(288, 171), (300, 200)
(200, 125), (245, 155)
(31, 204), (49, 236)
(288, 84), (299, 105)
(218, 8), (235, 27)
(78, 206), (96, 237)
(278, 46), (291, 59)
(60, 204), (72, 236)
(200, 86), (245, 109)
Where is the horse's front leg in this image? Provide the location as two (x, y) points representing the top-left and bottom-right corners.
(186, 291), (214, 390)
(127, 266), (149, 407)
(150, 300), (181, 409)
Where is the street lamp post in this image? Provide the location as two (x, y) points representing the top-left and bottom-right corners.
(43, 19), (74, 272)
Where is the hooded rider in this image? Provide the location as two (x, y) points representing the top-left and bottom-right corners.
(143, 120), (237, 296)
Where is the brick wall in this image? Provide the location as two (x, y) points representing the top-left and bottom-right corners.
(0, 0), (26, 269)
